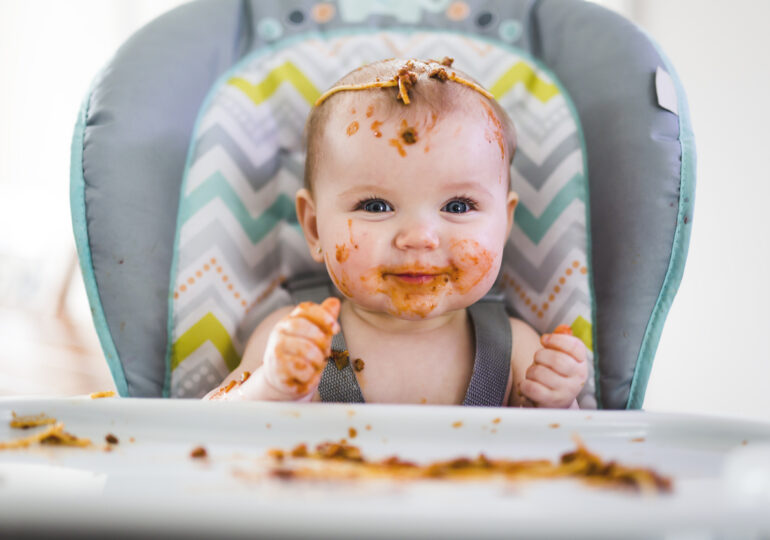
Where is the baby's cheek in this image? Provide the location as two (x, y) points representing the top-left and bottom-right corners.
(448, 238), (499, 294)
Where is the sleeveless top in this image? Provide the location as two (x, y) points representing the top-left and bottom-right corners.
(286, 275), (512, 407)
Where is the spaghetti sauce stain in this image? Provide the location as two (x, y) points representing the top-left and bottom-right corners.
(348, 238), (495, 319)
(347, 121), (359, 136)
(370, 120), (383, 138)
(389, 138), (407, 157)
(479, 98), (505, 162)
(347, 219), (359, 249)
(336, 244), (349, 262)
(366, 104), (374, 118)
(399, 119), (418, 144)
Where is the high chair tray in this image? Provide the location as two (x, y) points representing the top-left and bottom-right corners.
(1, 397), (769, 539)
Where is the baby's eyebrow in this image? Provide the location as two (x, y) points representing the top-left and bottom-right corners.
(338, 184), (390, 198)
(440, 181), (493, 198)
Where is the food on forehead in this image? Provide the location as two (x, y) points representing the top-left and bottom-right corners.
(399, 119), (418, 144)
(314, 57), (493, 107)
(262, 436), (672, 493)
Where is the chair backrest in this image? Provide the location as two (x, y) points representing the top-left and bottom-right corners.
(71, 0), (695, 409)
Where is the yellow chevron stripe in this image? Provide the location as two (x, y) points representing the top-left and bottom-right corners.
(228, 61), (321, 107)
(490, 61), (560, 104)
(171, 312), (241, 372)
(570, 315), (593, 352)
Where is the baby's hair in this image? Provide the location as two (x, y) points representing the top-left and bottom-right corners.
(304, 58), (517, 191)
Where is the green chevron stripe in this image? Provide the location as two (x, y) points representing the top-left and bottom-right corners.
(490, 61), (560, 104)
(570, 315), (593, 352)
(228, 61), (321, 107)
(171, 312), (240, 372)
(515, 173), (585, 245)
(181, 171), (297, 244)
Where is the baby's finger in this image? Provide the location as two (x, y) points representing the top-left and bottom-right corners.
(533, 348), (581, 378)
(275, 335), (326, 371)
(525, 362), (566, 391)
(292, 302), (340, 336)
(276, 316), (330, 352)
(321, 297), (341, 320)
(540, 334), (587, 363)
(520, 379), (553, 407)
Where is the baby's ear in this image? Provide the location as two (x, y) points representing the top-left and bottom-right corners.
(295, 189), (323, 263)
(505, 191), (519, 238)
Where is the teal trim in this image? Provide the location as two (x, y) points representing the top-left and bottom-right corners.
(627, 36), (697, 409)
(70, 75), (130, 397)
(164, 26), (597, 399)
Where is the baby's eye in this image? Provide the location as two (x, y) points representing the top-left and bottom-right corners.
(356, 198), (393, 213)
(442, 198), (477, 214)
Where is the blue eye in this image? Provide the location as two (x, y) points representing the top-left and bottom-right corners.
(358, 198), (393, 213)
(442, 198), (477, 214)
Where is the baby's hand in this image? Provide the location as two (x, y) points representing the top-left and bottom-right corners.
(260, 298), (341, 400)
(520, 330), (588, 409)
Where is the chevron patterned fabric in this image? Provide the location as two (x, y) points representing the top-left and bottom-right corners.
(168, 31), (596, 407)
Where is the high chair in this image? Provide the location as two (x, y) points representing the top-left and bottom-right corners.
(71, 0), (695, 409)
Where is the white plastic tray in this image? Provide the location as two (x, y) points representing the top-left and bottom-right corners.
(1, 397), (769, 538)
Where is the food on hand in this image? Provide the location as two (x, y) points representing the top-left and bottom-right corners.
(262, 297), (341, 398)
(552, 324), (573, 336)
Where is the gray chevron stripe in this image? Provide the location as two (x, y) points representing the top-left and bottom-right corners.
(175, 284), (247, 332)
(281, 150), (306, 181)
(543, 288), (592, 327)
(178, 221), (315, 290)
(506, 103), (571, 145)
(503, 226), (585, 292)
(221, 83), (309, 141)
(193, 125), (281, 191)
(512, 136), (581, 191)
(179, 222), (286, 289)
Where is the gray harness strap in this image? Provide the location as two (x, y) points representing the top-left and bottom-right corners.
(287, 276), (511, 406)
(462, 296), (512, 407)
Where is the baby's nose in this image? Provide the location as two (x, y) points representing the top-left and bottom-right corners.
(394, 223), (440, 251)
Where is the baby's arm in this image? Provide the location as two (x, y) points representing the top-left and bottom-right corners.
(203, 298), (340, 401)
(508, 320), (587, 409)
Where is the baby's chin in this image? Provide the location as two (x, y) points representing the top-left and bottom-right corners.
(348, 289), (487, 321)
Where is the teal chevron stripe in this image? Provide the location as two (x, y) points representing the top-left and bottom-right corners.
(514, 173), (586, 245)
(180, 171), (297, 244)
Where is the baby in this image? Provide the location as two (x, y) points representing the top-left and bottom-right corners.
(205, 58), (588, 407)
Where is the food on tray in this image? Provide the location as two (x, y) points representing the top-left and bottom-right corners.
(190, 446), (208, 459)
(2, 412), (92, 450)
(1, 422), (91, 450)
(90, 391), (116, 399)
(10, 411), (56, 429)
(105, 433), (119, 444)
(261, 436), (672, 494)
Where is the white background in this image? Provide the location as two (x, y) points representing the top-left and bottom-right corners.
(0, 0), (768, 421)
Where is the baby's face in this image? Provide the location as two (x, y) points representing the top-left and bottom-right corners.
(305, 98), (517, 320)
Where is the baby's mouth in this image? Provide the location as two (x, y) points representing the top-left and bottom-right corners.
(389, 273), (440, 284)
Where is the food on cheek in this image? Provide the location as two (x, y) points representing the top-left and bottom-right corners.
(335, 244), (349, 262)
(345, 238), (495, 319)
